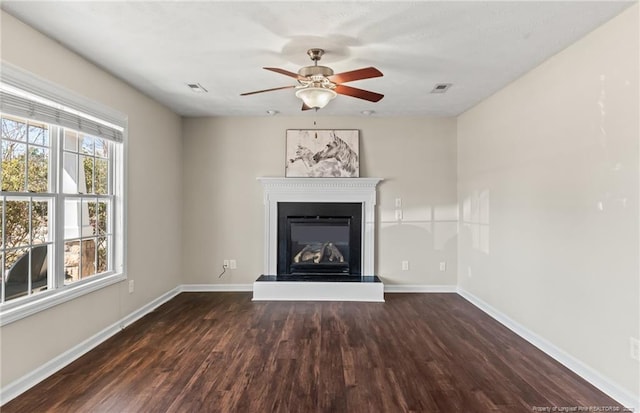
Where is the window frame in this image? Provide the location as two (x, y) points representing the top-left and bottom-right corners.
(0, 64), (127, 326)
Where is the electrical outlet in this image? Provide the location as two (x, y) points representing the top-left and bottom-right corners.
(395, 198), (402, 208)
(229, 259), (237, 269)
(439, 261), (447, 272)
(128, 279), (134, 294)
(395, 209), (403, 221)
(631, 337), (640, 361)
(402, 260), (409, 271)
(223, 260), (229, 268)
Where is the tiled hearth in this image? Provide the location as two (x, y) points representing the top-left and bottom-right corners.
(254, 177), (384, 302)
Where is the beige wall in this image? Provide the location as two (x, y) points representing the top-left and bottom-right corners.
(457, 4), (639, 399)
(181, 116), (458, 285)
(0, 11), (183, 386)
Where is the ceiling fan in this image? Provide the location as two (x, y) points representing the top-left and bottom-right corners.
(241, 48), (384, 110)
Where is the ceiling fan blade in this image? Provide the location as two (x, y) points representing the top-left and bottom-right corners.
(240, 85), (296, 96)
(264, 67), (302, 79)
(301, 102), (313, 111)
(334, 85), (384, 102)
(329, 67), (383, 84)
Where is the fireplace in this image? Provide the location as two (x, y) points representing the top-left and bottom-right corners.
(255, 177), (383, 301)
(278, 202), (362, 275)
(253, 177), (384, 302)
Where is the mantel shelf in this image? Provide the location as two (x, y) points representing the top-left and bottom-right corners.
(257, 177), (383, 191)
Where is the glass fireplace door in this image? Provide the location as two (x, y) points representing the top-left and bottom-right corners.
(288, 218), (350, 274)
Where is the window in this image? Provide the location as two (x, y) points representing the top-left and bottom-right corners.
(0, 64), (126, 323)
(2, 115), (54, 301)
(61, 129), (113, 284)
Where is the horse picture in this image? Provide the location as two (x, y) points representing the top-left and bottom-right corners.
(285, 130), (359, 177)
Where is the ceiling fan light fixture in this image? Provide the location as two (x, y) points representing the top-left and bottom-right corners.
(295, 87), (337, 109)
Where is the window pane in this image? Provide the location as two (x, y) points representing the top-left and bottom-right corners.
(97, 200), (109, 235)
(0, 201), (4, 249)
(81, 155), (94, 194)
(81, 135), (94, 155)
(5, 199), (30, 248)
(84, 198), (97, 236)
(95, 158), (108, 195)
(2, 117), (27, 142)
(64, 240), (80, 284)
(31, 200), (50, 244)
(95, 138), (107, 158)
(30, 244), (49, 295)
(28, 147), (49, 192)
(81, 238), (96, 278)
(4, 247), (29, 301)
(2, 141), (26, 192)
(63, 152), (78, 193)
(97, 236), (108, 273)
(64, 198), (81, 239)
(64, 130), (78, 151)
(28, 122), (49, 146)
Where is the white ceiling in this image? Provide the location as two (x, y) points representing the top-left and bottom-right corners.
(1, 1), (634, 117)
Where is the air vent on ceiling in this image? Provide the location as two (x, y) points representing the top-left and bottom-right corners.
(430, 83), (452, 94)
(187, 83), (208, 93)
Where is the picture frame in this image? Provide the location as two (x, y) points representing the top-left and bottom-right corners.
(285, 129), (360, 177)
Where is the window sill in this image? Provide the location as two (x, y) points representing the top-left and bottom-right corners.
(0, 272), (126, 327)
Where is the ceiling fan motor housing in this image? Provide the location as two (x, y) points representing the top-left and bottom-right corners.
(298, 65), (334, 77)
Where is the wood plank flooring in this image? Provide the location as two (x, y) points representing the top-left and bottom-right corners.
(3, 293), (626, 412)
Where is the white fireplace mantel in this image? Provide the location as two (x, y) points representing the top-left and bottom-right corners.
(257, 177), (383, 275)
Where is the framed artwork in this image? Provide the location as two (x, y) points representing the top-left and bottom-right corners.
(285, 129), (359, 177)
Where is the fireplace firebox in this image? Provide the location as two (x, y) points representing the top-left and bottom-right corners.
(278, 202), (362, 276)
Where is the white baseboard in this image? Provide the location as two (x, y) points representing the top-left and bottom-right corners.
(457, 287), (639, 411)
(180, 284), (460, 294)
(384, 284), (457, 293)
(0, 286), (181, 406)
(180, 284), (253, 292)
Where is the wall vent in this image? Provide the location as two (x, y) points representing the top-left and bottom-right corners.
(187, 83), (208, 93)
(430, 83), (452, 94)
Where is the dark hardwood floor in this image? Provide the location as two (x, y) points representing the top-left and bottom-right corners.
(3, 293), (625, 412)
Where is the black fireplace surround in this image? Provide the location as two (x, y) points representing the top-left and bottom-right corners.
(277, 202), (362, 276)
